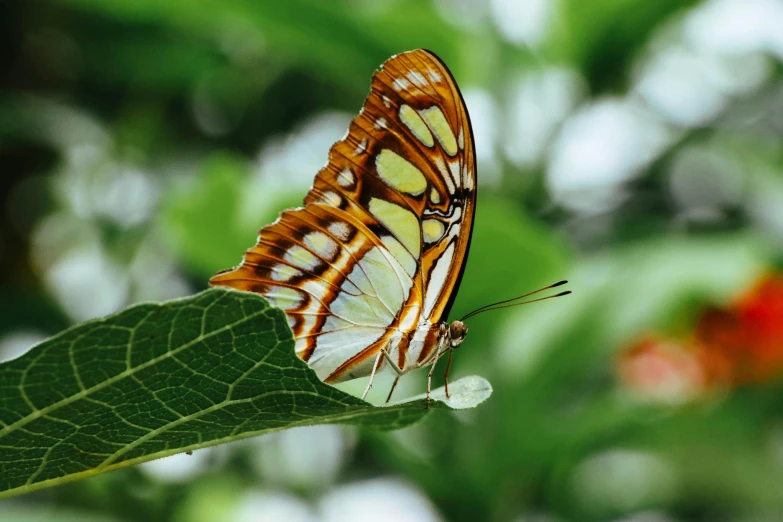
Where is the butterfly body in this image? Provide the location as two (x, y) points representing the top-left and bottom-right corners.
(210, 49), (476, 401)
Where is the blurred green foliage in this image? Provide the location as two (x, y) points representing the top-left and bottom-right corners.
(2, 0), (783, 521)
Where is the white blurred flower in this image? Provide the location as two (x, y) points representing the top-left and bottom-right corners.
(668, 145), (744, 215)
(56, 145), (159, 227)
(572, 449), (677, 514)
(319, 478), (443, 522)
(39, 241), (130, 322)
(685, 0), (783, 59)
(240, 112), (351, 226)
(634, 47), (769, 128)
(635, 47), (730, 128)
(0, 331), (47, 363)
(546, 98), (673, 214)
(432, 0), (489, 31)
(233, 490), (316, 522)
(463, 88), (501, 186)
(253, 112), (353, 191)
(250, 425), (356, 490)
(22, 98), (111, 151)
(141, 448), (219, 483)
(128, 238), (193, 303)
(96, 167), (159, 228)
(746, 165), (783, 241)
(490, 0), (558, 48)
(504, 67), (584, 168)
(634, 0), (778, 129)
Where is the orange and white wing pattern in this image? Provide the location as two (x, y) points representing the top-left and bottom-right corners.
(210, 49), (476, 383)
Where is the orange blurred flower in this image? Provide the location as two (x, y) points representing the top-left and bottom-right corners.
(695, 274), (783, 384)
(617, 335), (708, 404)
(618, 273), (783, 402)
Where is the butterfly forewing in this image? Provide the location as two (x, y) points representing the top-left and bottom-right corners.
(210, 49), (476, 383)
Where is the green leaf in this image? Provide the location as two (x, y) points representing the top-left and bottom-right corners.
(0, 288), (491, 499)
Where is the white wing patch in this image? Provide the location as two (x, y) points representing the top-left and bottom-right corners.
(304, 231), (338, 260)
(336, 168), (355, 188)
(354, 138), (368, 155)
(424, 241), (455, 317)
(305, 243), (413, 380)
(302, 326), (386, 381)
(319, 191), (343, 207)
(328, 220), (352, 241)
(433, 157), (455, 194)
(285, 245), (320, 271)
(393, 77), (411, 91)
(266, 286), (305, 311)
(271, 264), (301, 282)
(448, 160), (461, 189)
(408, 70), (427, 87)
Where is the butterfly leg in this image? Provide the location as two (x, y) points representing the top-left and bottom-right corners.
(443, 349), (454, 399)
(361, 348), (385, 400)
(426, 345), (446, 409)
(385, 376), (400, 403)
(379, 348), (404, 403)
(362, 343), (403, 401)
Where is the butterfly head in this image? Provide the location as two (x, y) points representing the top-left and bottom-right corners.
(448, 320), (468, 348)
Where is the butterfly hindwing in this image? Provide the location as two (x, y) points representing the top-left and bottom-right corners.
(210, 49), (476, 382)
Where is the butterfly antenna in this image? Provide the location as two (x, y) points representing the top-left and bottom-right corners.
(460, 281), (570, 321)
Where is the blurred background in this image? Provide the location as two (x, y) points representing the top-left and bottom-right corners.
(2, 0), (783, 520)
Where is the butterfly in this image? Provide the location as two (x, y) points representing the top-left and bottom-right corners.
(210, 49), (569, 406)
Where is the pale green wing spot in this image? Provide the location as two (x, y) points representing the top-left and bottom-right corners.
(422, 219), (445, 244)
(420, 106), (458, 156)
(399, 104), (434, 147)
(375, 149), (428, 196)
(368, 198), (421, 258)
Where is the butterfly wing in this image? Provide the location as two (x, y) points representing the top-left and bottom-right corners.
(210, 49), (476, 382)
